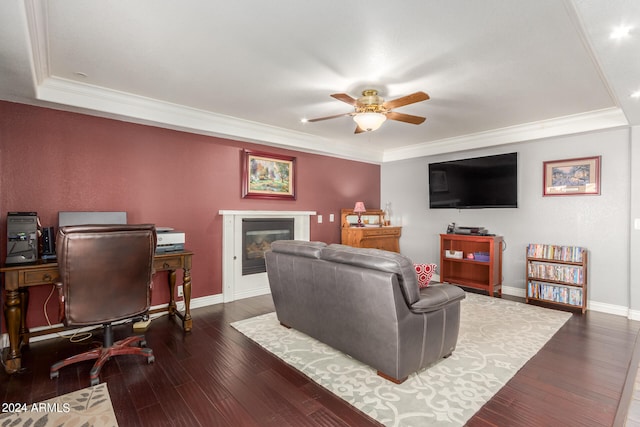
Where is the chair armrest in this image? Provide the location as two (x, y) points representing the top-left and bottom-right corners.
(410, 283), (465, 314)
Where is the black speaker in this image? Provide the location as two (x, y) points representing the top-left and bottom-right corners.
(42, 226), (56, 259)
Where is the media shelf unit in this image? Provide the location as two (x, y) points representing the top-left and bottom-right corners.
(439, 234), (503, 297)
(526, 244), (587, 313)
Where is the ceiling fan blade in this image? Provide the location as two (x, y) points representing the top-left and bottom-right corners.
(383, 91), (430, 110)
(306, 112), (354, 122)
(331, 93), (358, 106)
(386, 111), (426, 125)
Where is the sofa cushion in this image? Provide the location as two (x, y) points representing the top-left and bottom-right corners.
(269, 240), (326, 259)
(320, 244), (420, 305)
(414, 263), (437, 288)
(411, 283), (466, 313)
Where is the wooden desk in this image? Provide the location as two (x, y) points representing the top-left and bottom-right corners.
(1, 250), (193, 374)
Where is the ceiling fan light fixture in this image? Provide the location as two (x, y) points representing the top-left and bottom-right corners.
(353, 112), (387, 131)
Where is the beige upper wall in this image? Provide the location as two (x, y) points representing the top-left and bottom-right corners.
(382, 127), (632, 315)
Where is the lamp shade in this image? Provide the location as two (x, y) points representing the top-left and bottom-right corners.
(353, 112), (386, 132)
(353, 201), (366, 213)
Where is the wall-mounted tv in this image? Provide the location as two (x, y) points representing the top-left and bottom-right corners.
(429, 152), (518, 209)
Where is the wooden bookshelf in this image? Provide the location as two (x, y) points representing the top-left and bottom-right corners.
(439, 234), (503, 297)
(525, 243), (588, 313)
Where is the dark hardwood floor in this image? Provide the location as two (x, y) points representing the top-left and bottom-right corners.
(1, 294), (639, 426)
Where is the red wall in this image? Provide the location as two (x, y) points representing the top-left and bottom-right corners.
(0, 101), (380, 328)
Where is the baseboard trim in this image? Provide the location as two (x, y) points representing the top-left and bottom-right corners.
(502, 285), (526, 298)
(502, 284), (631, 318)
(1, 289), (634, 349)
(629, 309), (640, 321)
(440, 278), (632, 318)
(1, 294), (225, 348)
(592, 301), (633, 318)
(230, 285), (271, 302)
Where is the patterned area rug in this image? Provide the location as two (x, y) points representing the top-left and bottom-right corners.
(231, 292), (572, 427)
(0, 382), (118, 426)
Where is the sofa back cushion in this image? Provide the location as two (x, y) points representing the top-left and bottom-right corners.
(320, 244), (420, 305)
(269, 240), (326, 258)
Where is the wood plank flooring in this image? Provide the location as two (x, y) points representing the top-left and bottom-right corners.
(1, 294), (639, 426)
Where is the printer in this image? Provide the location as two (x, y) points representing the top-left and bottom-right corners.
(6, 212), (39, 264)
(156, 229), (185, 253)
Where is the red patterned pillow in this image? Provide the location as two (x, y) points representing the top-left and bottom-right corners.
(414, 263), (437, 288)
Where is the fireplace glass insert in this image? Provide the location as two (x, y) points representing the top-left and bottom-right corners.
(242, 218), (294, 275)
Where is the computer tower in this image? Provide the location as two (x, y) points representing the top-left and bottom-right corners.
(41, 226), (56, 260)
(6, 212), (39, 264)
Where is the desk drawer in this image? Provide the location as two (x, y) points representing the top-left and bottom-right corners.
(363, 228), (400, 237)
(24, 268), (60, 285)
(154, 257), (184, 271)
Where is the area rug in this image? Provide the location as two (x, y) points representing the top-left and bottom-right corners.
(0, 382), (118, 426)
(231, 292), (572, 426)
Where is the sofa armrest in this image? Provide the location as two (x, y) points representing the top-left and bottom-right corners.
(410, 283), (465, 314)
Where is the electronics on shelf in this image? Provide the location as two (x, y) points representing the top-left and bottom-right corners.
(6, 212), (39, 264)
(41, 226), (56, 260)
(156, 229), (185, 253)
(453, 226), (490, 235)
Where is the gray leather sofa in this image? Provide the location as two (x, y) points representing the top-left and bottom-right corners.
(265, 240), (466, 383)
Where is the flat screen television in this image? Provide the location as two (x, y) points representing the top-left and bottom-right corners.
(429, 152), (518, 209)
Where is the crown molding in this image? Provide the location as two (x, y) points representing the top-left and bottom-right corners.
(382, 107), (628, 162)
(20, 0), (381, 164)
(31, 76), (629, 166)
(16, 0), (634, 165)
(24, 0), (49, 85)
(35, 77), (383, 163)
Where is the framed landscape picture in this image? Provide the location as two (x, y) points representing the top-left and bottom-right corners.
(543, 156), (601, 196)
(242, 150), (296, 200)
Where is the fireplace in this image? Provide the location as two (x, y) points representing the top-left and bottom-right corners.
(242, 218), (294, 275)
(219, 210), (315, 302)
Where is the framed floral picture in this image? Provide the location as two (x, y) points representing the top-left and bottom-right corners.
(242, 150), (296, 200)
(543, 156), (601, 196)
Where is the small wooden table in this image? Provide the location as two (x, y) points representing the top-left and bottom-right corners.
(1, 250), (193, 374)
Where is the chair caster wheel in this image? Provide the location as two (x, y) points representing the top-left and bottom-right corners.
(139, 339), (147, 347)
(50, 371), (59, 379)
(147, 355), (155, 364)
(90, 377), (99, 386)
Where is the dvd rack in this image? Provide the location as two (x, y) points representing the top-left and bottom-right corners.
(526, 243), (587, 313)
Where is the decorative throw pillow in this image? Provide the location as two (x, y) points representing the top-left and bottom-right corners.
(414, 263), (437, 288)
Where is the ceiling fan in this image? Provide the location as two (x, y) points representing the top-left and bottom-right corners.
(307, 89), (430, 133)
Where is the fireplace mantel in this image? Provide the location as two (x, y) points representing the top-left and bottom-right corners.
(219, 210), (316, 302)
(219, 210), (316, 217)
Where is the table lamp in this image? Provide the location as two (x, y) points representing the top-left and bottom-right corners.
(353, 201), (366, 227)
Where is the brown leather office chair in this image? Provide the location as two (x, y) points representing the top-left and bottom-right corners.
(50, 224), (157, 386)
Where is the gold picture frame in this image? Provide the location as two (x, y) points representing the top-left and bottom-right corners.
(242, 150), (296, 200)
(543, 156), (601, 196)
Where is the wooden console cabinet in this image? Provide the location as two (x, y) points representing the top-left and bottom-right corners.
(440, 234), (503, 296)
(340, 209), (401, 252)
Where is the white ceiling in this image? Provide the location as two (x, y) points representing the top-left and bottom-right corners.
(1, 0), (639, 163)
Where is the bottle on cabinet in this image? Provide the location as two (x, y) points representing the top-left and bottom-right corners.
(383, 202), (392, 226)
